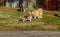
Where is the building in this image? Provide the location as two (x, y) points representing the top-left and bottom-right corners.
(0, 0), (36, 7)
(44, 0), (60, 10)
(0, 0), (19, 7)
(36, 0), (60, 10)
(0, 0), (60, 10)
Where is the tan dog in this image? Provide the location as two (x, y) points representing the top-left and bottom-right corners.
(19, 15), (32, 22)
(31, 8), (43, 19)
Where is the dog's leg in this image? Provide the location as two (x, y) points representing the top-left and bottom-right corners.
(39, 15), (43, 18)
(23, 19), (25, 22)
(29, 19), (31, 22)
(38, 16), (40, 18)
(34, 16), (36, 19)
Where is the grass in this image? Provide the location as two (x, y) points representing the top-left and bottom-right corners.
(44, 10), (60, 15)
(0, 8), (60, 31)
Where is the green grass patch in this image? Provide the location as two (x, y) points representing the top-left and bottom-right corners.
(44, 10), (60, 15)
(0, 9), (60, 31)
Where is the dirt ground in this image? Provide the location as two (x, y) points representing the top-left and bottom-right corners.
(0, 7), (18, 12)
(0, 7), (56, 17)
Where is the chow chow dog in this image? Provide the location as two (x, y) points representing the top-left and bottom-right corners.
(31, 8), (43, 19)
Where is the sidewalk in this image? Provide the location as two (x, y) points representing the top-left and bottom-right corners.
(0, 31), (60, 37)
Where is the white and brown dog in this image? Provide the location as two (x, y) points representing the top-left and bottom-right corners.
(19, 15), (32, 22)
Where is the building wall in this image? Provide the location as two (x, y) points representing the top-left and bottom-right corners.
(44, 0), (60, 10)
(6, 0), (19, 7)
(0, 0), (36, 8)
(0, 0), (19, 7)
